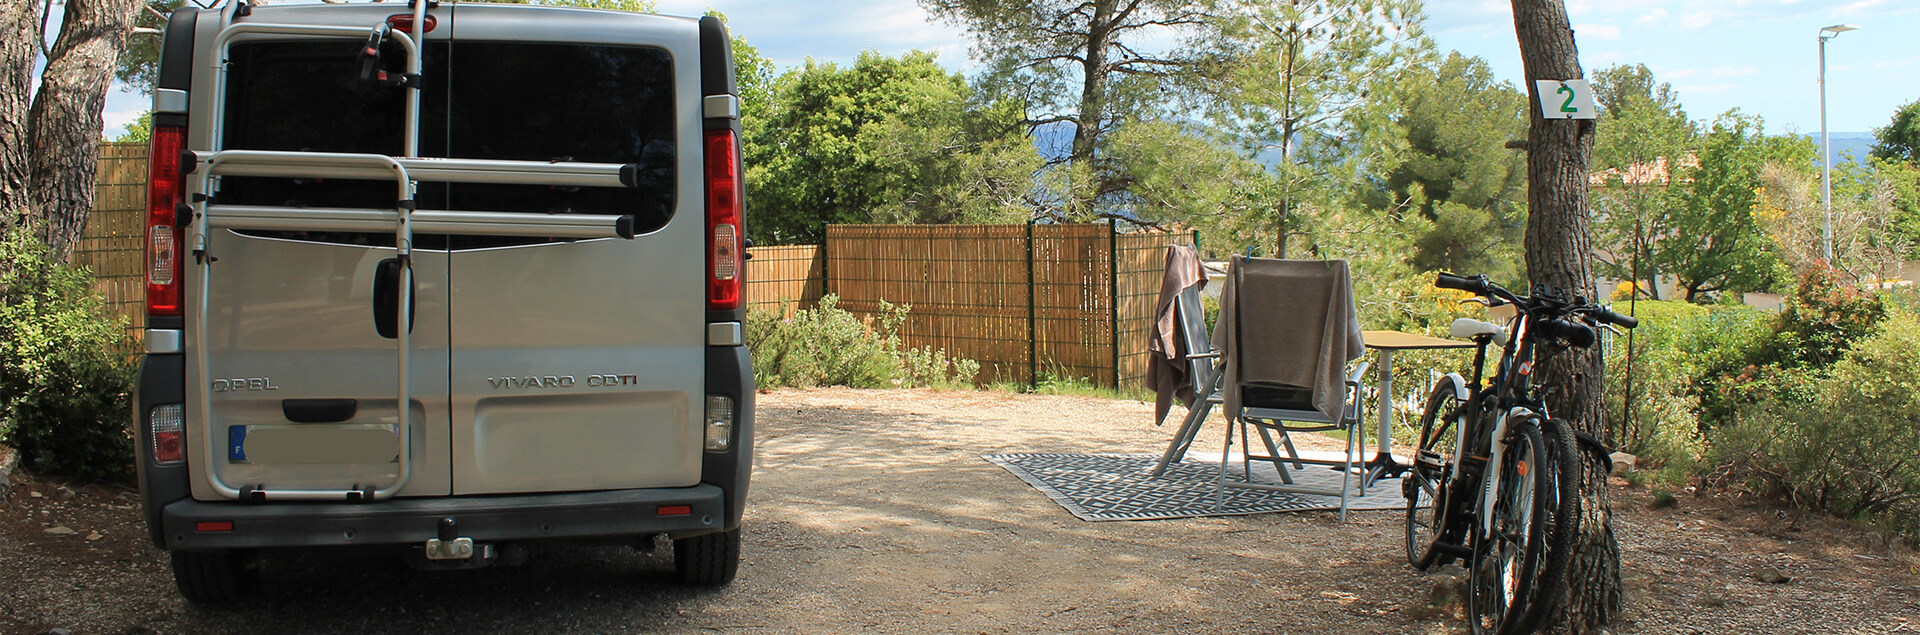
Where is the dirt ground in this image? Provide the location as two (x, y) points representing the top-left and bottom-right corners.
(2, 387), (1917, 634)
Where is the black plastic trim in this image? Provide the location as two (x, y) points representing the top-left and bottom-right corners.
(615, 215), (636, 239)
(282, 399), (357, 424)
(162, 486), (727, 550)
(135, 353), (190, 550)
(697, 15), (735, 98)
(157, 9), (198, 92)
(701, 345), (754, 531)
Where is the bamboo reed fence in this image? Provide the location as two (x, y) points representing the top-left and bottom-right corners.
(72, 142), (149, 339)
(820, 222), (1194, 389)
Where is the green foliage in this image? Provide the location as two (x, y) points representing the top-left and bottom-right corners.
(1589, 64), (1695, 298)
(114, 111), (153, 144)
(1106, 121), (1276, 254)
(1696, 267), (1888, 428)
(745, 51), (1039, 245)
(1601, 300), (1764, 477)
(0, 227), (137, 480)
(922, 0), (1220, 214)
(1372, 52), (1527, 279)
(745, 295), (979, 389)
(1710, 310), (1920, 543)
(1208, 0), (1429, 257)
(1659, 111), (1804, 302)
(1871, 99), (1920, 164)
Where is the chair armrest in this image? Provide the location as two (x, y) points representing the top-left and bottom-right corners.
(1345, 361), (1371, 384)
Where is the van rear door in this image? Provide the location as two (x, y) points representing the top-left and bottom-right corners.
(441, 9), (706, 494)
(189, 6), (456, 499)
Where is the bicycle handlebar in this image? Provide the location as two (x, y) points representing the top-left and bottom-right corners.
(1587, 306), (1639, 329)
(1434, 272), (1638, 344)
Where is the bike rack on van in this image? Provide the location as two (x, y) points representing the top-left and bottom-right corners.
(187, 6), (639, 502)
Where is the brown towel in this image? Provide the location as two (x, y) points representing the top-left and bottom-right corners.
(1215, 257), (1363, 423)
(1146, 244), (1206, 425)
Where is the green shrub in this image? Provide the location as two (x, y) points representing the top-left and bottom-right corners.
(1603, 300), (1767, 476)
(1710, 311), (1920, 543)
(1697, 267), (1887, 429)
(0, 227), (137, 480)
(746, 294), (978, 389)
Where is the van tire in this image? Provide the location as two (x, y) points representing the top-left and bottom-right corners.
(171, 549), (256, 603)
(673, 529), (739, 585)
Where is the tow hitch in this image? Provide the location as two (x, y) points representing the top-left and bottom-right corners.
(412, 517), (493, 570)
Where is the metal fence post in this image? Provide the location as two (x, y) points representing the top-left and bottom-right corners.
(1026, 220), (1038, 391)
(819, 225), (832, 299)
(1108, 218), (1120, 389)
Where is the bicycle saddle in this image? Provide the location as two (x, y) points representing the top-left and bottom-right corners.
(1450, 317), (1506, 341)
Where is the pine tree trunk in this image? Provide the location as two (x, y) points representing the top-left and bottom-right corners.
(25, 0), (141, 261)
(1072, 0), (1114, 216)
(1, 0), (45, 225)
(1510, 1), (1620, 632)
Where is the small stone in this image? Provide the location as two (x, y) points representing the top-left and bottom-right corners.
(29, 491), (42, 498)
(85, 532), (102, 541)
(43, 526), (75, 536)
(47, 629), (73, 635)
(1610, 452), (1638, 476)
(1752, 568), (1791, 584)
(1429, 574), (1467, 607)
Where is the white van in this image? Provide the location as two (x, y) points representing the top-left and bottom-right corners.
(132, 0), (754, 602)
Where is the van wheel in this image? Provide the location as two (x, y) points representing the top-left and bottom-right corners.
(672, 529), (739, 585)
(171, 549), (257, 603)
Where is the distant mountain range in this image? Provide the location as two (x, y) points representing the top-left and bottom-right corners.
(1811, 132), (1877, 165)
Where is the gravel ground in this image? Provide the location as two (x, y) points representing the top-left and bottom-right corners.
(1, 387), (1915, 634)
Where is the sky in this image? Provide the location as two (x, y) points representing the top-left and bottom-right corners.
(93, 0), (1920, 140)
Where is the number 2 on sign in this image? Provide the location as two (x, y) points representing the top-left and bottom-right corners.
(1557, 85), (1578, 113)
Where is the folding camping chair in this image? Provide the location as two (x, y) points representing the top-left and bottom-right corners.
(1150, 257), (1370, 519)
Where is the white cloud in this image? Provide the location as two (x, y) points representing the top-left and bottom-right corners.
(1636, 8), (1669, 25)
(101, 107), (144, 138)
(1681, 10), (1716, 29)
(1710, 65), (1756, 77)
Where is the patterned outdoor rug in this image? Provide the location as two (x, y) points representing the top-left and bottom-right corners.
(983, 452), (1414, 522)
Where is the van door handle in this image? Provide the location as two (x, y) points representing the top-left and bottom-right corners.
(373, 258), (416, 339)
(284, 399), (357, 423)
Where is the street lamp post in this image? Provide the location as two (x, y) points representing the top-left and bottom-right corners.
(1819, 23), (1861, 264)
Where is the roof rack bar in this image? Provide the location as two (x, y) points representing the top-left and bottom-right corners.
(207, 205), (639, 240)
(194, 151), (635, 189)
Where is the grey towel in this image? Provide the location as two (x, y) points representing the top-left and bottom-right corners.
(1215, 257), (1363, 423)
(1146, 244), (1206, 425)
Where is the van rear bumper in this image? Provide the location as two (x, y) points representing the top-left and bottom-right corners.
(160, 485), (726, 550)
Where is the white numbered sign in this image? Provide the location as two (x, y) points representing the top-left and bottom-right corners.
(1535, 79), (1598, 120)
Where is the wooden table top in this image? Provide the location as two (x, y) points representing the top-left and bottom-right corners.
(1362, 330), (1475, 350)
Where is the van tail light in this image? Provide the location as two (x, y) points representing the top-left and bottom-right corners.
(146, 124), (187, 317)
(152, 403), (185, 465)
(704, 128), (742, 311)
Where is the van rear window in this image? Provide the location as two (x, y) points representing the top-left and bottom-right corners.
(220, 39), (677, 247)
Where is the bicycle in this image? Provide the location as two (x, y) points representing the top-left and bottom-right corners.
(1402, 273), (1638, 635)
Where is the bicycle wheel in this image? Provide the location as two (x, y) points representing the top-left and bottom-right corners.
(1467, 419), (1551, 635)
(1405, 376), (1467, 570)
(1513, 417), (1583, 629)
